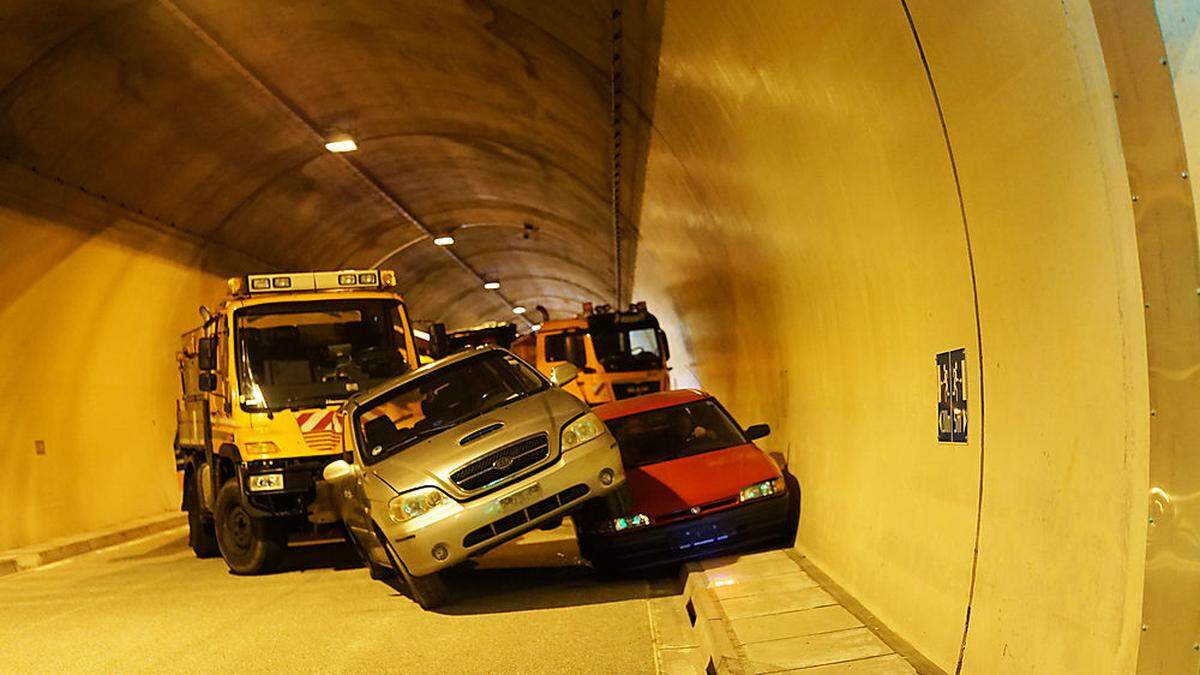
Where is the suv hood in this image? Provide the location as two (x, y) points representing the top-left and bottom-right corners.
(364, 387), (588, 501)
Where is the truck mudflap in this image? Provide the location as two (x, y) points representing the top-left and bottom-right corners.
(238, 456), (342, 519)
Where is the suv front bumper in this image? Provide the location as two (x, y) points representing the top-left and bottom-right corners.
(379, 435), (625, 577)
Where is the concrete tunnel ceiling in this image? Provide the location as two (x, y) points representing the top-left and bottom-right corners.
(0, 0), (662, 327)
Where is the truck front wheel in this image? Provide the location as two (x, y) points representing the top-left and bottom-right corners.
(214, 478), (285, 574)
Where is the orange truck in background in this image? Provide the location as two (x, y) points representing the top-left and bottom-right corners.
(512, 302), (671, 405)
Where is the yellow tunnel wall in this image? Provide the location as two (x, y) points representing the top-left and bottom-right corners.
(633, 1), (1149, 672)
(0, 162), (228, 550)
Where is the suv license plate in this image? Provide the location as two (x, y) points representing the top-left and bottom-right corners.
(499, 483), (542, 512)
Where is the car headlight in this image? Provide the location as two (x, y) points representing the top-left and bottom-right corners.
(596, 513), (652, 534)
(388, 487), (452, 523)
(561, 412), (606, 451)
(738, 478), (786, 503)
(247, 473), (284, 492)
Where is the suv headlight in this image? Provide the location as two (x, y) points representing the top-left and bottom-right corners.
(388, 487), (452, 523)
(738, 478), (786, 503)
(561, 412), (606, 451)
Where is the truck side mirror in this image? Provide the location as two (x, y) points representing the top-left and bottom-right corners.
(430, 322), (449, 359)
(549, 362), (579, 387)
(198, 372), (217, 392)
(658, 329), (670, 362)
(745, 424), (770, 441)
(197, 336), (217, 371)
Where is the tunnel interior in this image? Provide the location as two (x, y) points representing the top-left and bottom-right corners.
(1, 1), (1198, 673)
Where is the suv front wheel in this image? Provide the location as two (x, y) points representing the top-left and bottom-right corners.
(378, 530), (450, 609)
(215, 478), (285, 574)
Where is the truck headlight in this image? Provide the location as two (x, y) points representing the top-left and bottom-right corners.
(738, 478), (785, 503)
(244, 441), (279, 455)
(561, 412), (605, 451)
(389, 488), (452, 523)
(248, 473), (284, 492)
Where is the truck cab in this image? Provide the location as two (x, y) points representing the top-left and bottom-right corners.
(176, 269), (419, 574)
(511, 302), (671, 406)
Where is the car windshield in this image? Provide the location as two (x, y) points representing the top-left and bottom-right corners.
(591, 326), (662, 372)
(236, 299), (412, 411)
(605, 399), (746, 467)
(356, 352), (548, 465)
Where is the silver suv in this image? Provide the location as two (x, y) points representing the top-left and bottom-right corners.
(323, 347), (625, 608)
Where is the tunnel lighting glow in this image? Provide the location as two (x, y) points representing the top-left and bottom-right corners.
(433, 236), (455, 246)
(324, 138), (358, 153)
(530, 323), (541, 331)
(512, 306), (526, 315)
(483, 281), (501, 290)
(710, 578), (736, 588)
(413, 329), (431, 341)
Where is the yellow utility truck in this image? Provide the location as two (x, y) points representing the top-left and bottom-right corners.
(176, 270), (419, 574)
(511, 302), (670, 405)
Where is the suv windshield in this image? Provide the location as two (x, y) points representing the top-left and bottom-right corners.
(356, 352), (548, 465)
(591, 326), (663, 372)
(236, 299), (411, 411)
(606, 399), (746, 467)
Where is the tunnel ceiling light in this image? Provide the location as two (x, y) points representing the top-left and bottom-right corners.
(530, 323), (541, 331)
(433, 236), (455, 246)
(512, 306), (527, 315)
(483, 281), (501, 290)
(324, 137), (358, 153)
(413, 329), (431, 341)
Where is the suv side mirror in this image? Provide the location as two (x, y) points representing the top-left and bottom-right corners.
(323, 459), (355, 481)
(429, 322), (449, 359)
(549, 362), (579, 387)
(745, 424), (771, 441)
(197, 336), (217, 371)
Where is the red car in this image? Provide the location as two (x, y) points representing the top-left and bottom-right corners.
(575, 389), (798, 571)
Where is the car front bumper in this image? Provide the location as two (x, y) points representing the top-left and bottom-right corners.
(378, 434), (625, 577)
(579, 493), (791, 572)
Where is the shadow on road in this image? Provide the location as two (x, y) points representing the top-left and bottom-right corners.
(426, 565), (680, 615)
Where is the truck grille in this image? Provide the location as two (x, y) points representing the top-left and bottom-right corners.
(612, 381), (661, 400)
(463, 484), (590, 548)
(302, 430), (341, 455)
(450, 434), (550, 491)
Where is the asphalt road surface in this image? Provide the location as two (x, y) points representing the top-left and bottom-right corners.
(0, 527), (676, 674)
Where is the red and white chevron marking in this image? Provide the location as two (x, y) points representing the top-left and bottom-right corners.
(295, 410), (342, 433)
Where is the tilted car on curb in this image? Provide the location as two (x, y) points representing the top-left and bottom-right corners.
(575, 389), (799, 572)
(322, 347), (627, 608)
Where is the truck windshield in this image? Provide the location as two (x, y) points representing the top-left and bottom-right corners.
(356, 352), (548, 465)
(591, 326), (663, 372)
(236, 299), (412, 411)
(605, 399), (746, 467)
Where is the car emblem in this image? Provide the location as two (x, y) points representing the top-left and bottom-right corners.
(492, 456), (515, 471)
(690, 506), (702, 515)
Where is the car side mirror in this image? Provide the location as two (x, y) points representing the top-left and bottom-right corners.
(745, 424), (770, 441)
(323, 459), (355, 481)
(549, 362), (579, 387)
(197, 336), (217, 371)
(198, 372), (217, 392)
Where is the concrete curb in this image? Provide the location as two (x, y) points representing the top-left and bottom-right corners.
(0, 511), (186, 577)
(677, 560), (747, 674)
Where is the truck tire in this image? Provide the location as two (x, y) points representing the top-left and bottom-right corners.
(214, 478), (285, 575)
(186, 469), (220, 559)
(379, 534), (450, 609)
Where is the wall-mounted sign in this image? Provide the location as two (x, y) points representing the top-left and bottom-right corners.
(937, 348), (967, 443)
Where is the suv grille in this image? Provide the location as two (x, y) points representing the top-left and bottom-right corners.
(612, 381), (661, 400)
(451, 434), (550, 491)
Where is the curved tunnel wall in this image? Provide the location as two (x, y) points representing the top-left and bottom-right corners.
(0, 163), (233, 550)
(633, 1), (1150, 671)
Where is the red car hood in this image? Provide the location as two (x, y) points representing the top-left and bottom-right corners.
(626, 443), (781, 520)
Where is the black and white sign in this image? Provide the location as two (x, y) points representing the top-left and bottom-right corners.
(937, 348), (967, 443)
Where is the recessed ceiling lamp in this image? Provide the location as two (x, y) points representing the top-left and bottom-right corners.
(512, 306), (527, 315)
(433, 236), (455, 246)
(324, 136), (358, 153)
(483, 281), (501, 290)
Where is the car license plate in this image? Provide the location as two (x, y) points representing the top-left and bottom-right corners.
(498, 483), (542, 512)
(669, 523), (729, 551)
